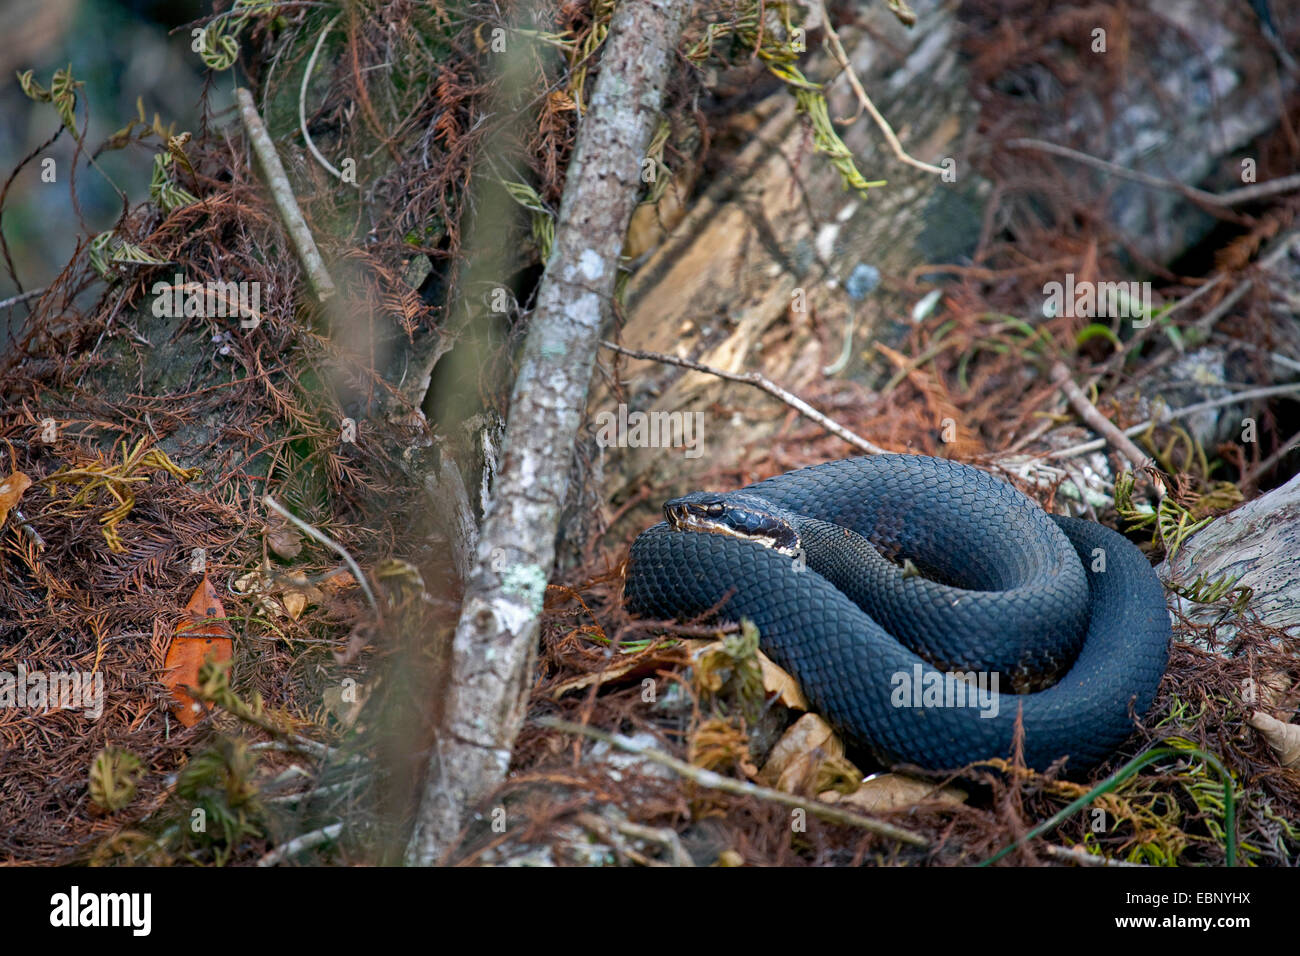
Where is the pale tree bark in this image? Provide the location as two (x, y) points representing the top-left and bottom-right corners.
(405, 0), (690, 865)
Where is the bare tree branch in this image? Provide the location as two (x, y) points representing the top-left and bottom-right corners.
(405, 0), (690, 866)
(603, 340), (891, 455)
(1050, 362), (1152, 476)
(1043, 382), (1300, 462)
(236, 87), (337, 301)
(818, 1), (945, 177)
(1007, 138), (1300, 208)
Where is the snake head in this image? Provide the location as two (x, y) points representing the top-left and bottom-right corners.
(663, 491), (802, 556)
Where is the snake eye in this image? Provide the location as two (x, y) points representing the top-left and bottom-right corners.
(706, 503), (724, 516)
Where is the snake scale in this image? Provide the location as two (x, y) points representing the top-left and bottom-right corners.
(624, 455), (1171, 772)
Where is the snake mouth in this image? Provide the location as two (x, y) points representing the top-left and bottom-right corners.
(664, 492), (802, 557)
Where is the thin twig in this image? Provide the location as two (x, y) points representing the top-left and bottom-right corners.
(1242, 428), (1300, 489)
(235, 87), (338, 301)
(1098, 275), (1222, 386)
(602, 341), (890, 455)
(538, 717), (929, 848)
(1259, 22), (1299, 76)
(1044, 382), (1300, 461)
(1190, 279), (1253, 336)
(1051, 362), (1152, 476)
(1152, 273), (1223, 323)
(1007, 138), (1300, 207)
(262, 495), (379, 615)
(819, 1), (945, 177)
(1187, 231), (1300, 337)
(0, 287), (46, 310)
(263, 776), (368, 805)
(299, 13), (356, 186)
(1101, 230), (1300, 390)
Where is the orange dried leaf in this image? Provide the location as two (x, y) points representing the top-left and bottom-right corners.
(163, 576), (234, 727)
(0, 471), (33, 526)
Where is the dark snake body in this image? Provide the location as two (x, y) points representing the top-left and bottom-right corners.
(624, 455), (1171, 772)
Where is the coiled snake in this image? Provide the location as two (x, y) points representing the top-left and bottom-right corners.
(624, 455), (1170, 772)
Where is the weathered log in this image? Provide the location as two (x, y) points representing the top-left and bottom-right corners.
(1160, 471), (1300, 641)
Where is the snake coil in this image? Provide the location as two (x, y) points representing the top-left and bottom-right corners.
(624, 455), (1170, 772)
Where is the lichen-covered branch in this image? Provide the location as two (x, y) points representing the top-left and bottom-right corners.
(405, 0), (690, 866)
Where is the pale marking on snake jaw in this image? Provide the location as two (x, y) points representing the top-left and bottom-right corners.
(671, 512), (801, 557)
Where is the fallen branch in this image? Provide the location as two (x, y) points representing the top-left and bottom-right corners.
(539, 717), (930, 848)
(235, 87), (337, 301)
(1050, 362), (1153, 477)
(1044, 382), (1300, 462)
(602, 340), (890, 455)
(405, 0), (691, 866)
